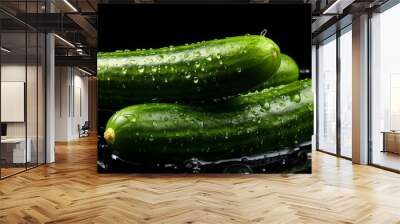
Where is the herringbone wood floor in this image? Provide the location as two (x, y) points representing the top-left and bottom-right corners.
(1, 135), (400, 224)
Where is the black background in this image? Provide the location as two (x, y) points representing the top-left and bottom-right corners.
(97, 3), (312, 173)
(97, 3), (312, 139)
(98, 4), (311, 73)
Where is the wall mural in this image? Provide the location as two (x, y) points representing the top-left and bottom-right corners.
(97, 4), (312, 173)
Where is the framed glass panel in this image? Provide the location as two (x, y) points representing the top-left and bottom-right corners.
(370, 3), (400, 171)
(0, 1), (47, 179)
(339, 26), (352, 158)
(317, 35), (337, 154)
(26, 0), (40, 169)
(1, 31), (28, 177)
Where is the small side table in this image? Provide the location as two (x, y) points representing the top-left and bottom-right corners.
(381, 131), (400, 154)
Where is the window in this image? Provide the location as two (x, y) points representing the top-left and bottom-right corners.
(339, 27), (352, 158)
(370, 3), (400, 171)
(317, 35), (337, 154)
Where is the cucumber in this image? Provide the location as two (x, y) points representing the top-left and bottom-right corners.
(103, 79), (313, 163)
(98, 35), (281, 107)
(256, 53), (299, 90)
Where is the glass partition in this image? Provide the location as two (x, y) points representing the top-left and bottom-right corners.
(0, 2), (46, 179)
(1, 31), (28, 177)
(317, 35), (337, 154)
(370, 3), (400, 171)
(26, 0), (43, 169)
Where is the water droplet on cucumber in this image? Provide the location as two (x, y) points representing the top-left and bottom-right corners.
(122, 68), (127, 75)
(225, 132), (229, 139)
(291, 94), (301, 103)
(138, 67), (144, 73)
(264, 102), (270, 110)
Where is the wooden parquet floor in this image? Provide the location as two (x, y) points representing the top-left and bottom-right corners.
(1, 135), (400, 224)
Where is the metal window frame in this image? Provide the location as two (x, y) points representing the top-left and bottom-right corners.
(367, 0), (400, 172)
(315, 23), (353, 161)
(316, 0), (400, 171)
(315, 32), (338, 156)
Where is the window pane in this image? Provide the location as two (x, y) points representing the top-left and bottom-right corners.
(339, 28), (352, 158)
(371, 4), (400, 171)
(317, 36), (337, 154)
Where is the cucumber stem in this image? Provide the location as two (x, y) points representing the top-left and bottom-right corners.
(260, 29), (268, 36)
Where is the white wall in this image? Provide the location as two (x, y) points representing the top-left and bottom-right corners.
(1, 65), (30, 139)
(55, 66), (89, 141)
(1, 64), (25, 81)
(55, 66), (69, 141)
(72, 73), (89, 138)
(1, 65), (25, 130)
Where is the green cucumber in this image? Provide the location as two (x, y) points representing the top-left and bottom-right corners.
(103, 79), (313, 163)
(256, 53), (299, 90)
(98, 35), (281, 107)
